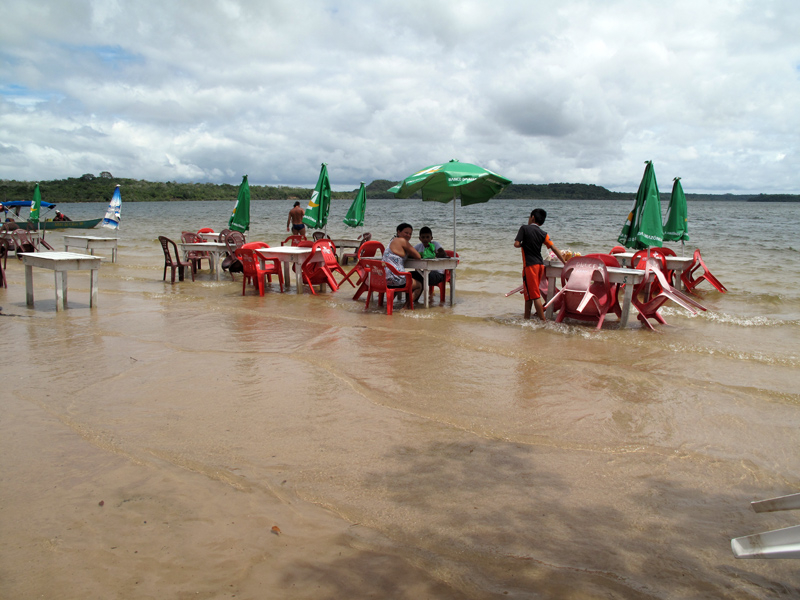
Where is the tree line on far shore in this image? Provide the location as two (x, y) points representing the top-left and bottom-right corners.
(1, 174), (797, 203)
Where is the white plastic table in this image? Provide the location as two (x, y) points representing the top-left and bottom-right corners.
(179, 242), (228, 280)
(330, 238), (362, 263)
(544, 260), (645, 327)
(611, 252), (693, 289)
(63, 235), (119, 262)
(255, 246), (318, 293)
(20, 251), (102, 311)
(404, 257), (459, 308)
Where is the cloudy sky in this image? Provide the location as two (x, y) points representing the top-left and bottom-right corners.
(1, 0), (798, 193)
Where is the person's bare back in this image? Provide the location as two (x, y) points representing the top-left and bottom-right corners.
(287, 202), (306, 234)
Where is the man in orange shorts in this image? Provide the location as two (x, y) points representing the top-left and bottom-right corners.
(514, 208), (566, 320)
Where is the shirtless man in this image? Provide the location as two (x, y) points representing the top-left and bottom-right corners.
(286, 201), (306, 238)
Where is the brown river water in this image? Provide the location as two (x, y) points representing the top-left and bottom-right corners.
(1, 199), (798, 599)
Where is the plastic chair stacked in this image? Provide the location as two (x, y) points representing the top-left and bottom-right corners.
(583, 253), (623, 318)
(632, 257), (706, 330)
(300, 240), (346, 295)
(343, 241), (385, 299)
(341, 233), (371, 265)
(543, 256), (617, 329)
(359, 259), (414, 315)
(222, 231), (245, 278)
(158, 236), (195, 283)
(235, 242), (283, 295)
(681, 249), (727, 294)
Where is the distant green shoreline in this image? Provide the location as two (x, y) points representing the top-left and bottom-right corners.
(1, 175), (797, 203)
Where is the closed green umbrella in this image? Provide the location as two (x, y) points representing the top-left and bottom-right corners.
(228, 175), (250, 233)
(30, 183), (42, 224)
(618, 160), (664, 250)
(343, 182), (367, 228)
(302, 163), (331, 231)
(389, 159), (511, 255)
(663, 176), (689, 249)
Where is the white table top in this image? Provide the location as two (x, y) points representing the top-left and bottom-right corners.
(179, 241), (227, 249)
(256, 246), (313, 256)
(63, 235), (118, 241)
(405, 257), (459, 269)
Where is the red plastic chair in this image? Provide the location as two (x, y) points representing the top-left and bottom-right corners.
(543, 257), (616, 329)
(343, 240), (385, 297)
(681, 249), (727, 294)
(158, 236), (195, 283)
(360, 259), (414, 315)
(235, 242), (283, 295)
(282, 235), (304, 247)
(181, 231), (212, 272)
(300, 240), (346, 295)
(584, 253), (622, 317)
(197, 227), (215, 234)
(632, 257), (706, 330)
(428, 250), (460, 303)
(609, 246), (627, 255)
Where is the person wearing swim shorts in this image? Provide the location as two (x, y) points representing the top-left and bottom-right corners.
(514, 208), (566, 320)
(287, 201), (306, 238)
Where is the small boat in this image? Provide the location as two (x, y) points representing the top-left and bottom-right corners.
(1, 200), (101, 230)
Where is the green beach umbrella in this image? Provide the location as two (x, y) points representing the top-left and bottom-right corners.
(618, 160), (664, 250)
(30, 183), (42, 224)
(388, 159), (511, 254)
(302, 163), (331, 230)
(343, 181), (367, 228)
(228, 175), (250, 233)
(663, 176), (689, 243)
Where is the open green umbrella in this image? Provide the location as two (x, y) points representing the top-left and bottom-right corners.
(618, 161), (664, 250)
(228, 175), (250, 233)
(29, 183), (42, 224)
(343, 182), (367, 228)
(389, 159), (511, 254)
(663, 176), (689, 250)
(302, 163), (331, 231)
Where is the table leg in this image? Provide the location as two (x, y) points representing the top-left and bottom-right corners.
(422, 269), (430, 308)
(620, 279), (634, 328)
(294, 259), (302, 293)
(212, 252), (221, 281)
(545, 274), (556, 319)
(25, 265), (34, 306)
(283, 262), (291, 290)
(90, 268), (98, 307)
(449, 269), (455, 306)
(112, 247), (117, 263)
(54, 271), (65, 311)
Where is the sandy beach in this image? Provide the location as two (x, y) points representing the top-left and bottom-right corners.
(1, 199), (799, 599)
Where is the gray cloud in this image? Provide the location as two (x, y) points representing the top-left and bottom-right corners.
(0, 0), (798, 193)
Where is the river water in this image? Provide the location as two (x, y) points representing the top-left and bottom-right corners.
(1, 198), (798, 599)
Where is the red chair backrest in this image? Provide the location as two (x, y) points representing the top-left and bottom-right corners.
(561, 256), (609, 289)
(584, 253), (620, 268)
(358, 240), (385, 258)
(234, 246), (258, 276)
(197, 227), (214, 234)
(361, 259), (387, 291)
(632, 250), (666, 271)
(282, 235), (303, 247)
(241, 241), (269, 251)
(609, 246), (627, 254)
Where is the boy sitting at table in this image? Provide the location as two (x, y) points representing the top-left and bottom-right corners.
(413, 226), (448, 300)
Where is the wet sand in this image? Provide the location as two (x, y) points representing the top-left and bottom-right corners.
(1, 213), (799, 598)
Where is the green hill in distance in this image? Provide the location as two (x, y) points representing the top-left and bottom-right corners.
(1, 174), (797, 203)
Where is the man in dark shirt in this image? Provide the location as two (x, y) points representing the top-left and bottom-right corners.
(514, 208), (566, 320)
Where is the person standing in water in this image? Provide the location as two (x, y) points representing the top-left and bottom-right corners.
(286, 201), (306, 238)
(514, 208), (566, 320)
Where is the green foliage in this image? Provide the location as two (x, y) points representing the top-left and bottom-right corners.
(1, 177), (796, 203)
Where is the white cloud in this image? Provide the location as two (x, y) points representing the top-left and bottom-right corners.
(0, 0), (799, 193)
